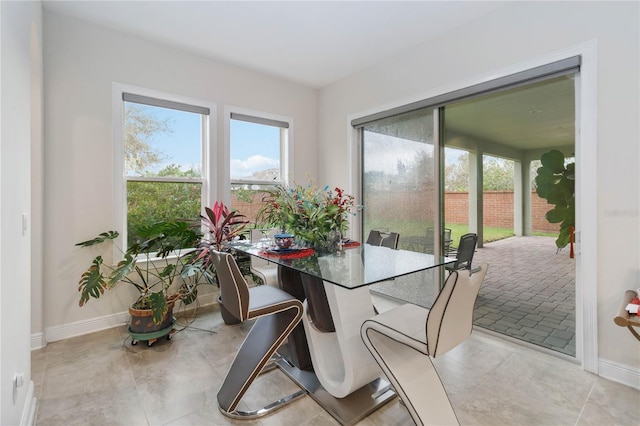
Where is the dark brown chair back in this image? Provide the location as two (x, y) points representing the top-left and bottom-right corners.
(210, 250), (250, 322)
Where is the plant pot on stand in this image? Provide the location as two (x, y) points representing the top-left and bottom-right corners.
(128, 303), (176, 346)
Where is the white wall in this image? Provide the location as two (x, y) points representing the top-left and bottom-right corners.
(39, 11), (317, 339)
(318, 1), (639, 383)
(1, 1), (41, 424)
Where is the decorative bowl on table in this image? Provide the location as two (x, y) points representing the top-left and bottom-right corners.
(274, 233), (294, 249)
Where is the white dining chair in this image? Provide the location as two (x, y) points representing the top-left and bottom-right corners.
(361, 263), (488, 426)
(249, 228), (279, 286)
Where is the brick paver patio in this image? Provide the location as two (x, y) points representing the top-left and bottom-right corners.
(371, 235), (576, 356)
(472, 236), (576, 356)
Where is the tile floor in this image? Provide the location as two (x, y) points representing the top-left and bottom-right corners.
(32, 302), (639, 426)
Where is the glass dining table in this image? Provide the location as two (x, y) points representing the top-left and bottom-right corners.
(228, 240), (453, 425)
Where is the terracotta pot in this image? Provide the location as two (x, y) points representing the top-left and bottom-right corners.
(129, 303), (174, 334)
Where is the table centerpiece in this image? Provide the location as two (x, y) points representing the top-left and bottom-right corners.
(256, 180), (356, 252)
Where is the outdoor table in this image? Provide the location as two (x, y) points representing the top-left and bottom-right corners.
(228, 241), (454, 425)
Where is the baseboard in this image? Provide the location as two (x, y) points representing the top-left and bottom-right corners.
(476, 329), (640, 390)
(20, 381), (36, 426)
(32, 292), (220, 349)
(44, 311), (130, 343)
(30, 333), (46, 351)
(599, 357), (640, 390)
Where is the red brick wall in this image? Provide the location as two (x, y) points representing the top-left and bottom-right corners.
(445, 192), (468, 224)
(531, 192), (560, 233)
(444, 191), (559, 233)
(484, 191), (514, 228)
(230, 190), (559, 233)
(230, 193), (263, 224)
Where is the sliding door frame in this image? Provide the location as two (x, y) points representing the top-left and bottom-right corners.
(348, 41), (598, 373)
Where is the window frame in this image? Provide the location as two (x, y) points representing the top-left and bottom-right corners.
(112, 83), (217, 252)
(225, 105), (293, 193)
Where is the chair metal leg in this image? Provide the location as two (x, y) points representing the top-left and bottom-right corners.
(220, 388), (307, 419)
(217, 306), (306, 418)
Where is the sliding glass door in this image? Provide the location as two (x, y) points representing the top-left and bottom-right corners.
(361, 108), (441, 254)
(360, 108), (444, 307)
(355, 64), (578, 357)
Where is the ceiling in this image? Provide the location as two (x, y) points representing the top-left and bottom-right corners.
(42, 1), (575, 152)
(445, 75), (576, 153)
(42, 0), (508, 89)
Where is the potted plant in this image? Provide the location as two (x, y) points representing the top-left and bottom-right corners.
(190, 201), (250, 324)
(191, 201), (249, 267)
(534, 149), (575, 256)
(256, 180), (356, 250)
(76, 220), (211, 336)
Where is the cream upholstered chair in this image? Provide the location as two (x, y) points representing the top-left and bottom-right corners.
(249, 228), (279, 286)
(361, 263), (488, 426)
(211, 250), (306, 418)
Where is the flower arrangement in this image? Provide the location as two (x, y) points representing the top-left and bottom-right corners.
(256, 180), (356, 249)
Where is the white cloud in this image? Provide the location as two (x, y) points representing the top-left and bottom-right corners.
(231, 154), (279, 179)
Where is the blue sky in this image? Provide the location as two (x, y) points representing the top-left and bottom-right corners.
(132, 104), (279, 178)
(135, 103), (464, 178)
(230, 120), (279, 179)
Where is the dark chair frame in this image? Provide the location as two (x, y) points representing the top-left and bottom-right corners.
(445, 233), (478, 272)
(211, 250), (307, 419)
(366, 229), (400, 249)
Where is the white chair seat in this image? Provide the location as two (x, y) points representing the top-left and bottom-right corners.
(251, 263), (279, 287)
(363, 303), (428, 354)
(361, 264), (488, 426)
(250, 228), (279, 286)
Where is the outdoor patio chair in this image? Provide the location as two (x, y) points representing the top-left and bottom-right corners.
(406, 228), (450, 254)
(444, 228), (454, 256)
(361, 264), (488, 426)
(249, 228), (279, 286)
(210, 249), (306, 418)
(367, 229), (400, 314)
(445, 233), (478, 273)
(366, 229), (400, 249)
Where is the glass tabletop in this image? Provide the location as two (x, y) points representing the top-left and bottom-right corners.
(229, 241), (454, 290)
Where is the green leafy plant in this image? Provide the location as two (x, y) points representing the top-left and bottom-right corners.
(191, 201), (249, 269)
(534, 149), (575, 249)
(256, 180), (356, 248)
(76, 220), (211, 324)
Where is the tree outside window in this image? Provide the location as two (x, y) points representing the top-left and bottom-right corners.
(123, 98), (206, 246)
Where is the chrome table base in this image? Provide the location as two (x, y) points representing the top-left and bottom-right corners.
(276, 355), (396, 426)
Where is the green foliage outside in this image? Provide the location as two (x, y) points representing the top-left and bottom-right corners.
(445, 152), (515, 192)
(482, 156), (515, 191)
(123, 105), (527, 251)
(366, 217), (515, 250)
(124, 104), (171, 174)
(124, 101), (203, 244)
(127, 164), (202, 246)
(534, 149), (575, 249)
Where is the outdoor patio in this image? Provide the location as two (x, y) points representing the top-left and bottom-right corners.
(371, 235), (576, 357)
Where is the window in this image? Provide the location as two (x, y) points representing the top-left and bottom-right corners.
(113, 85), (216, 248)
(228, 111), (290, 222)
